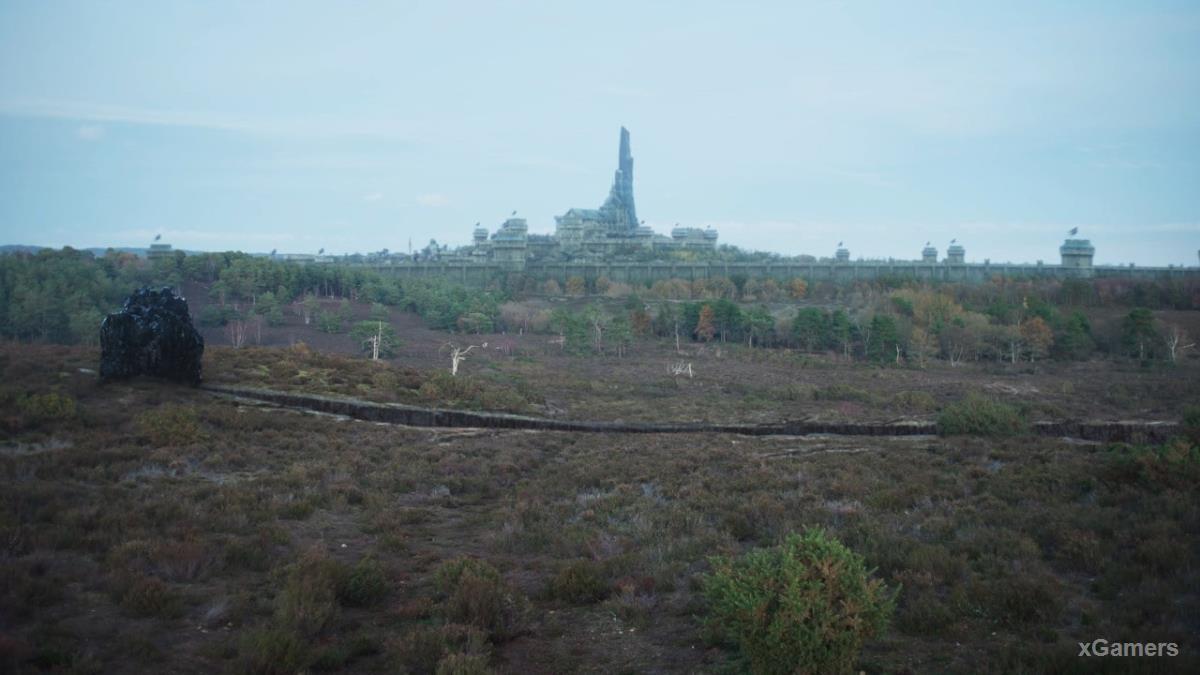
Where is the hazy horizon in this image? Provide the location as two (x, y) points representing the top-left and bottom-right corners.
(2, 1), (1198, 266)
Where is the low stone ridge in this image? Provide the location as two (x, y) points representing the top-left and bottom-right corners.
(201, 385), (1180, 443)
(100, 287), (204, 385)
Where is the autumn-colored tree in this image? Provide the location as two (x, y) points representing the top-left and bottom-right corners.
(909, 326), (936, 366)
(565, 276), (586, 296)
(788, 278), (808, 299)
(542, 279), (562, 296)
(760, 278), (782, 301)
(695, 304), (717, 342)
(630, 308), (652, 336)
(1020, 316), (1054, 362)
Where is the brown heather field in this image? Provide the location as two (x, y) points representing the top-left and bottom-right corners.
(1, 320), (1199, 673)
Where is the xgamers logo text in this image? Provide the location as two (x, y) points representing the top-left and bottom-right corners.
(1078, 640), (1179, 657)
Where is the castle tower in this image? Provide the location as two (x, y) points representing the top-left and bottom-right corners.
(835, 246), (850, 263)
(921, 244), (938, 263)
(946, 243), (965, 264)
(599, 127), (638, 231)
(1060, 238), (1095, 269)
(492, 218), (528, 271)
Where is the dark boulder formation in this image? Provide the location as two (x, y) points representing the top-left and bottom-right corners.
(100, 287), (204, 385)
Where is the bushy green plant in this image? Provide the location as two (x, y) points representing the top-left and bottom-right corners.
(892, 390), (938, 413)
(119, 575), (183, 618)
(434, 558), (504, 595)
(389, 624), (489, 675)
(1183, 405), (1200, 445)
(17, 392), (77, 426)
(134, 405), (200, 446)
(275, 549), (342, 637)
(337, 556), (388, 607)
(936, 394), (1026, 437)
(349, 320), (399, 359)
(550, 559), (609, 604)
(434, 557), (528, 641)
(235, 626), (310, 675)
(317, 311), (344, 334)
(702, 528), (896, 675)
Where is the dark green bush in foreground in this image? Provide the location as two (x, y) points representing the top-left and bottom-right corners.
(1183, 405), (1200, 445)
(937, 394), (1027, 437)
(434, 557), (529, 642)
(702, 528), (896, 675)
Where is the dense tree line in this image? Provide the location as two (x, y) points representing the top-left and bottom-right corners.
(0, 248), (506, 344)
(500, 286), (1194, 364)
(3, 248), (1196, 366)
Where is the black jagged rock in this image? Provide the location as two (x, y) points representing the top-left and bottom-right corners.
(100, 287), (204, 385)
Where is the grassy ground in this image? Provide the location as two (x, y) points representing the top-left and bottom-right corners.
(1, 342), (1198, 673)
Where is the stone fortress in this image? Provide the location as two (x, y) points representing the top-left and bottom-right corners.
(377, 127), (1197, 285)
(465, 127), (718, 267)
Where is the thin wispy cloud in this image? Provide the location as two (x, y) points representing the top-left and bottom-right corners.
(363, 192), (384, 202)
(415, 193), (450, 208)
(75, 124), (104, 141)
(0, 97), (419, 141)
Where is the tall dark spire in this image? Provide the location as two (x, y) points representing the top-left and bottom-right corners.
(618, 126), (632, 179)
(607, 126), (637, 229)
(597, 126), (639, 230)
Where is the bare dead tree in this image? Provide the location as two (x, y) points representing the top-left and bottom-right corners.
(668, 361), (694, 378)
(444, 341), (487, 376)
(363, 321), (384, 361)
(1164, 324), (1195, 363)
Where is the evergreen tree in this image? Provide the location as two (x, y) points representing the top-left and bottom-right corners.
(869, 314), (900, 363)
(1121, 307), (1158, 360)
(791, 308), (827, 351)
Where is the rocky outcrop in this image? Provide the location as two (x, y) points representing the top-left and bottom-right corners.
(100, 287), (204, 385)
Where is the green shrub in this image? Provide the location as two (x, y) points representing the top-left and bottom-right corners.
(936, 394), (1026, 437)
(197, 305), (239, 327)
(434, 557), (503, 595)
(389, 626), (450, 675)
(434, 557), (528, 641)
(317, 311), (344, 334)
(892, 390), (938, 413)
(135, 405), (201, 446)
(1183, 405), (1200, 445)
(275, 549), (342, 637)
(550, 559), (609, 604)
(309, 634), (379, 672)
(702, 528), (896, 675)
(16, 392), (77, 427)
(350, 320), (399, 359)
(417, 372), (531, 413)
(389, 624), (489, 674)
(1107, 439), (1200, 488)
(119, 575), (183, 618)
(235, 626), (310, 675)
(337, 557), (388, 607)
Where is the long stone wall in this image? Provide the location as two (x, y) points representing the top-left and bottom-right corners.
(203, 384), (1181, 444)
(370, 260), (1199, 286)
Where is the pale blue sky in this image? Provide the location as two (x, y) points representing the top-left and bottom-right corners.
(1, 0), (1197, 265)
